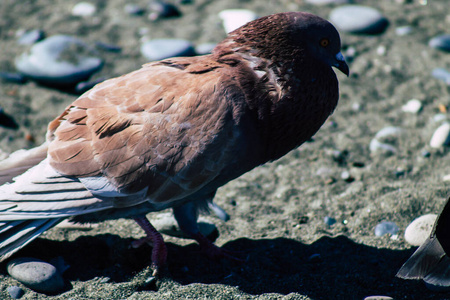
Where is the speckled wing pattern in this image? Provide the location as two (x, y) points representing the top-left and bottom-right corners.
(47, 57), (241, 206)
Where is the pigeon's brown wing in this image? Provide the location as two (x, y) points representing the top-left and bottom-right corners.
(47, 57), (245, 206)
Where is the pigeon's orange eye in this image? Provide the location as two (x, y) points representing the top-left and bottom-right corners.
(320, 38), (329, 47)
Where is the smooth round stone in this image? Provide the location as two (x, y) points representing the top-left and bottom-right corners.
(324, 216), (337, 226)
(195, 43), (216, 55)
(364, 296), (393, 300)
(429, 34), (450, 52)
(72, 2), (96, 17)
(402, 99), (422, 114)
(430, 123), (450, 148)
(16, 29), (45, 45)
(15, 35), (103, 87)
(306, 0), (350, 5)
(395, 26), (412, 36)
(404, 214), (437, 246)
(375, 126), (404, 140)
(329, 5), (389, 34)
(218, 9), (258, 33)
(7, 286), (25, 299)
(7, 257), (65, 293)
(374, 221), (399, 237)
(432, 68), (450, 85)
(141, 39), (195, 61)
(151, 212), (218, 239)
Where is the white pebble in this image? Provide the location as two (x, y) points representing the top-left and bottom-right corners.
(402, 99), (422, 114)
(404, 214), (437, 246)
(218, 9), (258, 33)
(369, 139), (396, 154)
(376, 45), (386, 56)
(375, 126), (404, 139)
(72, 2), (96, 17)
(430, 123), (450, 148)
(443, 174), (450, 182)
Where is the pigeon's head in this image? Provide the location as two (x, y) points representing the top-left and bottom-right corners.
(224, 11), (349, 77)
(289, 12), (349, 77)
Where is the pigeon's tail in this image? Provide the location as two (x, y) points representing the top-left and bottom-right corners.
(0, 157), (110, 262)
(397, 197), (450, 287)
(0, 142), (48, 186)
(0, 218), (64, 262)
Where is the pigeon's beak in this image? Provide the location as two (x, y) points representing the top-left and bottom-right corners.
(334, 51), (349, 77)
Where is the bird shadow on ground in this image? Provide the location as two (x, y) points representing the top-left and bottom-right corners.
(1, 234), (448, 299)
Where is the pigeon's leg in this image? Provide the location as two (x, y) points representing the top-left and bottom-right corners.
(132, 216), (167, 275)
(173, 201), (243, 262)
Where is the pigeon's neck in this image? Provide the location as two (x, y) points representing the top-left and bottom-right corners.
(242, 55), (339, 162)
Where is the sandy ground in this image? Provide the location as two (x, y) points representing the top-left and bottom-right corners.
(0, 0), (449, 299)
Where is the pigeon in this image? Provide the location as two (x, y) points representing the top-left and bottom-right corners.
(0, 11), (349, 275)
(397, 196), (450, 288)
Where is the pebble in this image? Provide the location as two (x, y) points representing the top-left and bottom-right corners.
(7, 286), (25, 299)
(404, 214), (437, 246)
(375, 126), (404, 140)
(401, 99), (422, 114)
(148, 1), (181, 21)
(395, 26), (412, 36)
(429, 34), (450, 52)
(340, 170), (354, 182)
(374, 221), (399, 237)
(140, 39), (195, 61)
(72, 2), (97, 17)
(443, 174), (450, 182)
(329, 5), (389, 35)
(151, 212), (218, 239)
(363, 296), (393, 300)
(7, 257), (65, 293)
(15, 35), (103, 87)
(432, 68), (450, 85)
(16, 29), (45, 45)
(324, 216), (337, 226)
(430, 123), (450, 148)
(218, 9), (258, 33)
(195, 43), (217, 55)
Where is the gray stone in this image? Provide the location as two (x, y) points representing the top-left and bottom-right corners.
(364, 296), (393, 300)
(432, 68), (450, 85)
(7, 286), (25, 299)
(404, 214), (437, 246)
(7, 257), (65, 293)
(140, 39), (195, 61)
(15, 35), (103, 87)
(429, 34), (450, 52)
(374, 221), (399, 237)
(329, 5), (389, 34)
(16, 29), (45, 45)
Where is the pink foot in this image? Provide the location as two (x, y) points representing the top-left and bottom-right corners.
(191, 232), (245, 263)
(133, 217), (167, 276)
